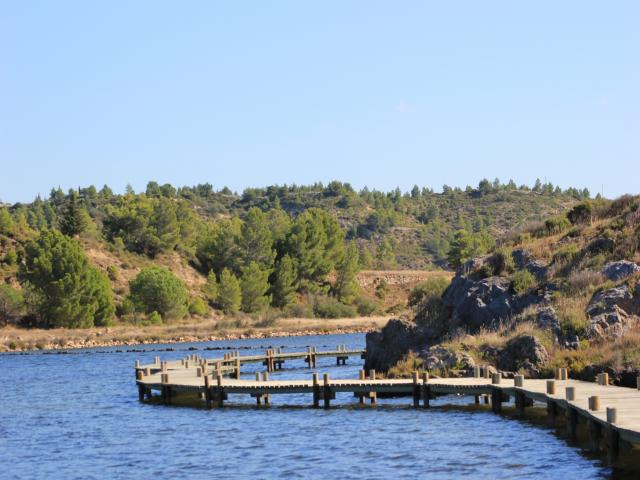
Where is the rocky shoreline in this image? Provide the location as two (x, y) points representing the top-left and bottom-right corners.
(1, 326), (376, 353)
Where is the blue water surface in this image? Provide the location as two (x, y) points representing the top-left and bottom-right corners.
(0, 333), (610, 479)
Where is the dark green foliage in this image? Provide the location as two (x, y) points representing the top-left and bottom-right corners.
(217, 268), (241, 314)
(511, 269), (536, 295)
(313, 296), (357, 318)
(202, 271), (219, 304)
(543, 215), (571, 236)
(128, 267), (188, 320)
(240, 262), (271, 313)
(58, 191), (89, 237)
(271, 255), (297, 308)
(447, 229), (495, 268)
(0, 284), (23, 326)
(188, 297), (208, 316)
(333, 241), (360, 303)
(241, 207), (275, 271)
(19, 230), (114, 328)
(408, 277), (450, 307)
(285, 208), (344, 291)
(355, 296), (378, 316)
(0, 208), (15, 236)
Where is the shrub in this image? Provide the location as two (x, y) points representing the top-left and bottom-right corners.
(408, 277), (450, 307)
(489, 247), (514, 275)
(217, 268), (241, 314)
(3, 250), (17, 266)
(107, 265), (119, 281)
(511, 269), (536, 295)
(189, 297), (208, 316)
(543, 215), (571, 236)
(563, 270), (605, 295)
(374, 280), (389, 300)
(313, 296), (357, 318)
(355, 297), (378, 316)
(0, 284), (23, 326)
(147, 311), (163, 325)
(128, 267), (188, 320)
(116, 298), (135, 317)
(552, 244), (580, 265)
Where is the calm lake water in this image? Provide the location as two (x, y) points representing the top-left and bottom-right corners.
(0, 333), (617, 479)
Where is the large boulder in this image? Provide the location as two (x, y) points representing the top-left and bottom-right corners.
(420, 345), (475, 372)
(364, 318), (422, 372)
(442, 274), (542, 333)
(526, 261), (549, 282)
(585, 286), (636, 341)
(602, 261), (640, 281)
(497, 335), (549, 376)
(512, 249), (533, 270)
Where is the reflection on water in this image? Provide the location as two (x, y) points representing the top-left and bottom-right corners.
(0, 334), (621, 479)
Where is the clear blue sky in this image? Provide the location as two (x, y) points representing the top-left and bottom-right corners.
(1, 1), (638, 203)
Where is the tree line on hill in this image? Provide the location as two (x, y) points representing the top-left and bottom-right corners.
(0, 179), (591, 329)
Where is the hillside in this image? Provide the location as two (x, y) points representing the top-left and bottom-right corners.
(365, 195), (640, 386)
(0, 179), (585, 330)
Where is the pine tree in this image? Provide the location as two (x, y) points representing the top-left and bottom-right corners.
(376, 239), (397, 269)
(19, 230), (114, 327)
(333, 241), (360, 303)
(0, 208), (14, 235)
(240, 262), (271, 313)
(217, 268), (241, 314)
(202, 271), (218, 305)
(58, 191), (89, 237)
(241, 207), (275, 271)
(271, 255), (297, 308)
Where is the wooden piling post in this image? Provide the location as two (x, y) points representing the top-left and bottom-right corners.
(161, 373), (170, 405)
(589, 396), (600, 411)
(323, 373), (331, 409)
(566, 386), (576, 401)
(312, 373), (320, 408)
(196, 367), (202, 378)
(491, 387), (502, 413)
(137, 383), (146, 401)
(606, 425), (620, 465)
(358, 370), (365, 404)
(422, 372), (430, 408)
(547, 399), (558, 424)
(515, 391), (526, 416)
(473, 366), (480, 378)
(204, 375), (213, 409)
(216, 373), (224, 407)
(412, 371), (420, 408)
(514, 374), (524, 387)
(135, 360), (140, 369)
(491, 373), (501, 385)
(263, 372), (270, 406)
(235, 357), (241, 379)
(546, 380), (556, 395)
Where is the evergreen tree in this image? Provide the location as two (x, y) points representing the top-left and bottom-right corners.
(333, 241), (360, 303)
(217, 268), (241, 314)
(240, 262), (271, 313)
(58, 191), (89, 237)
(202, 271), (218, 305)
(241, 207), (275, 270)
(0, 208), (14, 235)
(376, 239), (397, 269)
(19, 230), (114, 328)
(128, 267), (188, 320)
(271, 255), (297, 308)
(285, 208), (344, 291)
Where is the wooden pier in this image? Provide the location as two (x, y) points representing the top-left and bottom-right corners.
(135, 351), (640, 462)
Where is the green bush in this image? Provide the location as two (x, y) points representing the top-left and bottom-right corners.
(147, 311), (163, 325)
(511, 269), (536, 295)
(3, 250), (17, 266)
(107, 265), (119, 281)
(489, 247), (514, 275)
(543, 216), (571, 236)
(408, 277), (450, 307)
(552, 244), (580, 265)
(313, 296), (357, 318)
(128, 267), (188, 320)
(355, 297), (378, 316)
(189, 297), (208, 316)
(0, 284), (23, 326)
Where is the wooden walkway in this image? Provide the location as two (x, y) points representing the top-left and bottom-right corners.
(134, 352), (640, 462)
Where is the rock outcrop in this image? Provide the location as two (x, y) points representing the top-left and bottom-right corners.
(497, 335), (549, 376)
(442, 275), (541, 333)
(420, 345), (475, 372)
(364, 318), (422, 372)
(585, 286), (636, 341)
(535, 307), (562, 342)
(602, 261), (640, 281)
